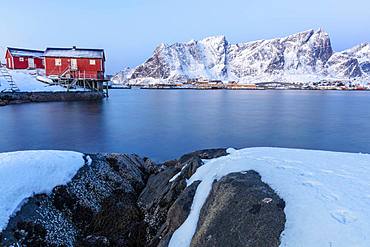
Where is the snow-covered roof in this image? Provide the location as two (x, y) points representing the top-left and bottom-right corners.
(7, 47), (44, 58)
(44, 47), (105, 60)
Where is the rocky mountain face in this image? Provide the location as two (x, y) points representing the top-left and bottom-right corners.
(114, 29), (370, 84)
(1, 149), (286, 247)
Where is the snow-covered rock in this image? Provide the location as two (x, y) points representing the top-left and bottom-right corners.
(116, 29), (370, 84)
(341, 43), (370, 76)
(170, 147), (370, 247)
(0, 152), (157, 246)
(0, 150), (85, 231)
(128, 35), (228, 84)
(2, 148), (370, 247)
(111, 67), (135, 84)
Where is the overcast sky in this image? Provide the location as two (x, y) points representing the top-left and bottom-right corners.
(0, 0), (369, 74)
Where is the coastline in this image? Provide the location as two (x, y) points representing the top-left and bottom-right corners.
(133, 85), (370, 91)
(0, 91), (105, 106)
(1, 148), (369, 246)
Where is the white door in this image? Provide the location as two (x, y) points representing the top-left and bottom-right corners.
(71, 59), (77, 71)
(28, 58), (35, 69)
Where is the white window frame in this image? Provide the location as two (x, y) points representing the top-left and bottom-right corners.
(71, 59), (78, 70)
(89, 59), (96, 65)
(19, 57), (24, 62)
(55, 58), (62, 66)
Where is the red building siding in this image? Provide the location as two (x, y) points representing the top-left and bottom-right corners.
(45, 57), (104, 79)
(5, 50), (44, 70)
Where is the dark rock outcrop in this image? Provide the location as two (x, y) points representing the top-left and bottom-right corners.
(1, 153), (157, 247)
(190, 171), (286, 247)
(1, 148), (287, 247)
(152, 181), (201, 247)
(138, 148), (227, 246)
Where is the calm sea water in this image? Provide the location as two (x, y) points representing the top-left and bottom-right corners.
(1, 89), (370, 162)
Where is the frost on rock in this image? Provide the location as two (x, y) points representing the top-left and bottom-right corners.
(169, 147), (370, 247)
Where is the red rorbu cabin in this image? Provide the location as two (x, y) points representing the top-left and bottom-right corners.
(44, 47), (105, 80)
(5, 47), (45, 70)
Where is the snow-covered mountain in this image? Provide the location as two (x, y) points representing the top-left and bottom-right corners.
(114, 29), (370, 84)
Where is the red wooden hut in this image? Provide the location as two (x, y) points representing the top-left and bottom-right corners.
(44, 47), (105, 80)
(5, 47), (44, 69)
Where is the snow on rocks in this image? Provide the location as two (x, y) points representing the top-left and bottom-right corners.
(169, 147), (370, 247)
(116, 29), (370, 85)
(0, 150), (85, 231)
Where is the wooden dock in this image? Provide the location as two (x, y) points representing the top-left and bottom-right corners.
(48, 77), (110, 97)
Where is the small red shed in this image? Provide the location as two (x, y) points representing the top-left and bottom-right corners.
(5, 47), (45, 70)
(44, 47), (105, 80)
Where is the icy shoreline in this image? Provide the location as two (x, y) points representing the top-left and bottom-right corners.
(1, 148), (370, 246)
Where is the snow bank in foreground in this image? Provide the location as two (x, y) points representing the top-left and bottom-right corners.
(169, 147), (370, 247)
(0, 150), (85, 230)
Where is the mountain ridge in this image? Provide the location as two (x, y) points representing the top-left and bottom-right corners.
(113, 29), (370, 85)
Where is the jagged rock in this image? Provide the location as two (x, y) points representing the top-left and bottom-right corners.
(114, 29), (370, 84)
(138, 148), (227, 245)
(80, 235), (110, 247)
(327, 53), (362, 78)
(151, 181), (201, 247)
(130, 36), (229, 83)
(178, 148), (228, 164)
(1, 153), (156, 247)
(190, 171), (286, 247)
(0, 149), (288, 247)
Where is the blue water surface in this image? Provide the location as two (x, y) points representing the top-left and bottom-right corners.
(1, 89), (370, 161)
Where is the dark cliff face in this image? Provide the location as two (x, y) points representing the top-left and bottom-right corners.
(1, 149), (286, 247)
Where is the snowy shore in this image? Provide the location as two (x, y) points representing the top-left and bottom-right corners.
(170, 148), (370, 247)
(1, 148), (370, 246)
